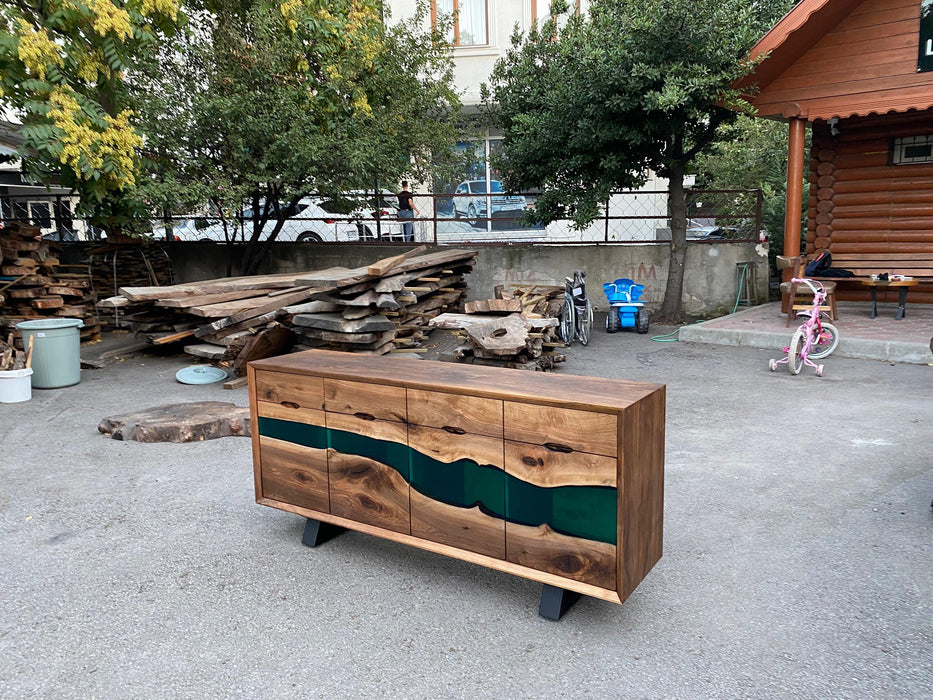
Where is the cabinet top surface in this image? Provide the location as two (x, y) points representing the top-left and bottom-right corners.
(250, 349), (664, 411)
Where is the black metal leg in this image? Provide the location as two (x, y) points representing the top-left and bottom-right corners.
(869, 286), (878, 319)
(896, 286), (908, 320)
(301, 518), (345, 547)
(539, 584), (582, 621)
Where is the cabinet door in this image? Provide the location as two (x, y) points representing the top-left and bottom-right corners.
(408, 425), (505, 559)
(254, 370), (324, 411)
(326, 412), (410, 535)
(256, 404), (329, 514)
(502, 403), (619, 591)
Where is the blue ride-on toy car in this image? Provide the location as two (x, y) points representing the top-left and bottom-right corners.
(603, 278), (649, 334)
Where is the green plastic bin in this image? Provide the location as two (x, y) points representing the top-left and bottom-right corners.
(16, 318), (84, 389)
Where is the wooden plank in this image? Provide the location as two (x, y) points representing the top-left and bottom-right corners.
(150, 328), (197, 345)
(184, 343), (227, 360)
(120, 272), (336, 302)
(291, 312), (395, 334)
(157, 289), (267, 309)
(223, 376), (250, 390)
(367, 245), (427, 276)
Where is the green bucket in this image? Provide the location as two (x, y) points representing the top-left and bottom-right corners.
(16, 318), (84, 389)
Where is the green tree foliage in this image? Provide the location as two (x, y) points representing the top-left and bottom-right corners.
(0, 0), (182, 235)
(135, 0), (460, 275)
(484, 0), (791, 321)
(694, 115), (807, 275)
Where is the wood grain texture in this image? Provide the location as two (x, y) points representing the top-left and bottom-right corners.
(506, 521), (616, 591)
(251, 350), (662, 412)
(257, 497), (623, 603)
(504, 440), (617, 487)
(410, 489), (505, 559)
(326, 410), (408, 444)
(407, 425), (504, 468)
(259, 436), (330, 513)
(504, 403), (618, 457)
(407, 389), (503, 438)
(324, 378), (406, 422)
(256, 401), (326, 428)
(328, 450), (410, 535)
(619, 387), (665, 602)
(254, 370), (324, 410)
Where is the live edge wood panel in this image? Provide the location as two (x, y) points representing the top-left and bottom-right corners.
(248, 349), (665, 605)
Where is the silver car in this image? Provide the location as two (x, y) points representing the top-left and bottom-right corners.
(452, 180), (526, 225)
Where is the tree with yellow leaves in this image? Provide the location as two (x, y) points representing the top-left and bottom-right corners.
(0, 0), (181, 235)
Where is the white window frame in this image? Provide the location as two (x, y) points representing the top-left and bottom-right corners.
(433, 0), (489, 47)
(892, 135), (933, 164)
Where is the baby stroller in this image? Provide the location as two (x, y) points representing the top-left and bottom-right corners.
(602, 278), (649, 334)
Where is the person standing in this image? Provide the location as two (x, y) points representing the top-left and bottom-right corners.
(397, 181), (419, 242)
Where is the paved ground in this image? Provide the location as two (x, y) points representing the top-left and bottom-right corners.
(1, 320), (930, 699)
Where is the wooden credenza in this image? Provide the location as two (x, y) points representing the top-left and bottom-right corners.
(248, 350), (664, 610)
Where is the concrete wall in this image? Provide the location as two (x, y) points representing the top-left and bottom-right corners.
(163, 241), (769, 316)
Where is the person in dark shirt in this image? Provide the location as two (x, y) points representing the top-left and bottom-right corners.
(397, 181), (419, 242)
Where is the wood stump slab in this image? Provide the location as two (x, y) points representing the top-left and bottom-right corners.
(98, 401), (251, 442)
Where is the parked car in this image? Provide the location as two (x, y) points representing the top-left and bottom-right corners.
(452, 180), (527, 225)
(187, 196), (404, 243)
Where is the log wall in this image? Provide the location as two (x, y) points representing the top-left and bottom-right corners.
(807, 109), (933, 303)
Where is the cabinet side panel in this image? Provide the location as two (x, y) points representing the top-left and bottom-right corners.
(248, 365), (262, 502)
(619, 387), (665, 600)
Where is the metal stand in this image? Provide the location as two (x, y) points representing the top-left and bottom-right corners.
(735, 262), (759, 306)
(538, 584), (582, 621)
(301, 518), (345, 547)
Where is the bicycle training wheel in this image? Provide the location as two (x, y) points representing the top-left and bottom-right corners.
(788, 329), (806, 375)
(577, 301), (593, 346)
(560, 298), (575, 345)
(809, 323), (839, 360)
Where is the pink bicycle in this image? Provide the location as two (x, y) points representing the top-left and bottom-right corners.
(769, 278), (840, 376)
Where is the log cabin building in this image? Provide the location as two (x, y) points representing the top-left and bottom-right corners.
(737, 0), (933, 304)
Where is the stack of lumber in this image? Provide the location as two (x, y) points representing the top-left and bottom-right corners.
(98, 247), (477, 376)
(86, 243), (173, 328)
(0, 222), (101, 345)
(429, 283), (567, 371)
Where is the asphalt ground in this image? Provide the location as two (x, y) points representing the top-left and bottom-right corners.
(1, 319), (930, 698)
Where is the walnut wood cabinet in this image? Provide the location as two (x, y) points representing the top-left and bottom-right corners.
(248, 349), (665, 608)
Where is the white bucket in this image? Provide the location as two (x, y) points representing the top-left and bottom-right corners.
(0, 368), (33, 403)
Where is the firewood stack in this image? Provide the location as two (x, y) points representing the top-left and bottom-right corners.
(97, 247), (477, 375)
(0, 333), (32, 371)
(86, 243), (173, 329)
(0, 222), (101, 345)
(429, 283), (568, 371)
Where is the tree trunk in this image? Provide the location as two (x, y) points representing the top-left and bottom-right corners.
(659, 161), (687, 322)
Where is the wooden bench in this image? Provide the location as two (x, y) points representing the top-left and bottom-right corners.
(781, 253), (933, 320)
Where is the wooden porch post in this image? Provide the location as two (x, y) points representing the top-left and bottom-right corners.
(784, 116), (807, 258)
(782, 116), (808, 313)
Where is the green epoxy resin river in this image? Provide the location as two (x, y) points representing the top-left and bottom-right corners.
(258, 417), (617, 545)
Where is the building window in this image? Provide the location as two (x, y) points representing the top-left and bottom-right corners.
(892, 135), (933, 164)
(531, 0), (580, 26)
(434, 0), (487, 46)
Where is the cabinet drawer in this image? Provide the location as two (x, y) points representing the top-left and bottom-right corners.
(254, 370), (324, 410)
(407, 389), (503, 438)
(409, 425), (505, 559)
(504, 403), (617, 457)
(326, 411), (410, 535)
(504, 440), (616, 488)
(324, 379), (406, 423)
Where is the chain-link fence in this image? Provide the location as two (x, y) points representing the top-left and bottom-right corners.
(5, 189), (762, 245)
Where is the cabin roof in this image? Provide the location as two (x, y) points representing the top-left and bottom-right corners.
(737, 0), (933, 121)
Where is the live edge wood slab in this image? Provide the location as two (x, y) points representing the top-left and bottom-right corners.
(247, 349), (665, 614)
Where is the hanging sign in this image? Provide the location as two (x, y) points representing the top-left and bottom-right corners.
(920, 0), (933, 72)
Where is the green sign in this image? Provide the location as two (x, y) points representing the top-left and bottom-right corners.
(920, 0), (933, 72)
